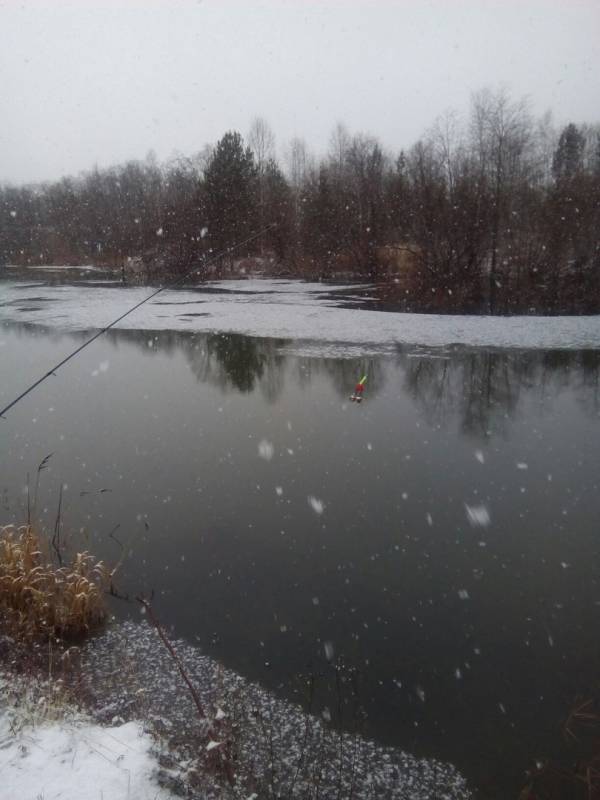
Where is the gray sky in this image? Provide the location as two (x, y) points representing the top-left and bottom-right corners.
(1, 0), (598, 184)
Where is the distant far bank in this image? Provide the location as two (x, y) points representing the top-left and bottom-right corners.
(1, 90), (599, 316)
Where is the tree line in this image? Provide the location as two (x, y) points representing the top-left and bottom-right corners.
(1, 88), (599, 314)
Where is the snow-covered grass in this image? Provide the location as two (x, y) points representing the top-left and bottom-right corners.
(0, 670), (177, 800)
(1, 277), (600, 355)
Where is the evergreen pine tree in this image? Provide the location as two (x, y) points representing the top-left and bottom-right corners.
(552, 123), (586, 182)
(203, 131), (258, 256)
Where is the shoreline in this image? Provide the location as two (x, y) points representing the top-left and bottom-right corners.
(1, 619), (473, 800)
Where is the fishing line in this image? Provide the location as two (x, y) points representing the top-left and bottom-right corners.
(0, 224), (276, 419)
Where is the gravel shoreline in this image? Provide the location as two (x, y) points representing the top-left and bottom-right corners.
(69, 620), (473, 799)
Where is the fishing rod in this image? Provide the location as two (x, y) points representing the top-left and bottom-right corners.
(0, 224), (276, 419)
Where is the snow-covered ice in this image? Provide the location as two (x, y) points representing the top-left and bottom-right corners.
(2, 277), (600, 356)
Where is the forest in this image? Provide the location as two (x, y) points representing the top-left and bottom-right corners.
(1, 87), (599, 315)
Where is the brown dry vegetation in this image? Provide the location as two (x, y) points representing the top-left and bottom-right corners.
(0, 524), (108, 640)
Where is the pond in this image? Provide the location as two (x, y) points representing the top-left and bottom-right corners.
(2, 279), (600, 797)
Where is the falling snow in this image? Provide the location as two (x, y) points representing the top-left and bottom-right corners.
(307, 495), (325, 515)
(258, 439), (274, 460)
(464, 504), (491, 528)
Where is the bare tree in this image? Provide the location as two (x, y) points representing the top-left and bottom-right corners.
(470, 87), (533, 311)
(285, 136), (310, 189)
(533, 110), (557, 186)
(248, 117), (276, 252)
(248, 116), (276, 176)
(328, 122), (351, 178)
(429, 108), (464, 194)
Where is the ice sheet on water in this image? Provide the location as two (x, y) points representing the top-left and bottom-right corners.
(3, 278), (600, 356)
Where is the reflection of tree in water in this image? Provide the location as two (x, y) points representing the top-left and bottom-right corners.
(205, 334), (266, 392)
(399, 348), (600, 437)
(105, 328), (386, 402)
(103, 330), (600, 428)
(462, 352), (520, 437)
(572, 350), (600, 417)
(106, 328), (286, 399)
(105, 328), (184, 358)
(185, 333), (287, 397)
(399, 355), (455, 429)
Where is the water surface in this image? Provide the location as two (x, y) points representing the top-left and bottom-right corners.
(1, 311), (600, 797)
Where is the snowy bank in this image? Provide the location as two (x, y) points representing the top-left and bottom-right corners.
(0, 620), (473, 799)
(0, 673), (176, 800)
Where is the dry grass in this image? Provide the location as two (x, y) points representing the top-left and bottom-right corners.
(0, 524), (108, 640)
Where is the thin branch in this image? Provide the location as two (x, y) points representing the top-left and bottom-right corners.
(136, 595), (206, 719)
(51, 484), (63, 566)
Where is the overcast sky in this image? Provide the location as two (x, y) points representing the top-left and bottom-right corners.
(1, 0), (598, 184)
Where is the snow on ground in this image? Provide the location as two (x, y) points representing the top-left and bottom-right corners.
(0, 673), (176, 800)
(2, 277), (600, 355)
